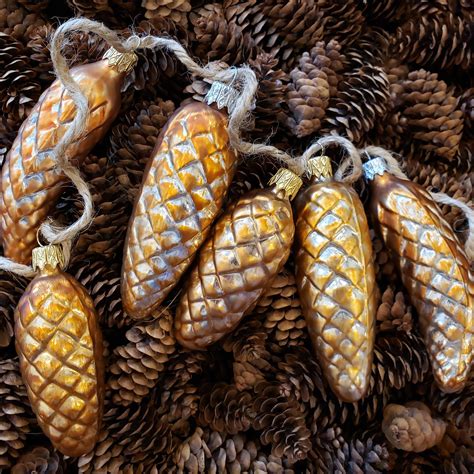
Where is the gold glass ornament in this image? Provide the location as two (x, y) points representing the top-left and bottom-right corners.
(14, 244), (104, 457)
(0, 47), (137, 265)
(364, 157), (473, 393)
(121, 100), (238, 320)
(294, 156), (377, 402)
(175, 168), (302, 350)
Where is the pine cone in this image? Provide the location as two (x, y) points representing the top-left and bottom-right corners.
(286, 40), (344, 137)
(0, 273), (25, 347)
(252, 381), (311, 462)
(198, 383), (253, 435)
(322, 65), (391, 145)
(0, 32), (41, 121)
(396, 70), (464, 160)
(107, 309), (177, 405)
(0, 359), (34, 469)
(392, 6), (472, 70)
(383, 402), (447, 452)
(0, 0), (46, 40)
(11, 445), (64, 474)
(343, 28), (390, 69)
(376, 287), (414, 333)
(459, 87), (473, 139)
(358, 0), (408, 22)
(143, 0), (191, 30)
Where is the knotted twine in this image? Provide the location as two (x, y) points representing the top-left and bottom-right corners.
(362, 146), (474, 260)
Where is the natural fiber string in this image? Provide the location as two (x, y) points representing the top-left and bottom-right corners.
(362, 146), (474, 260)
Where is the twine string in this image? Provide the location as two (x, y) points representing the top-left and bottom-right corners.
(362, 146), (474, 260)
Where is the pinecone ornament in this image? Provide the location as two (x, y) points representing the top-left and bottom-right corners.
(364, 157), (474, 392)
(295, 156), (377, 402)
(121, 99), (237, 320)
(0, 47), (137, 265)
(175, 168), (302, 350)
(15, 245), (104, 457)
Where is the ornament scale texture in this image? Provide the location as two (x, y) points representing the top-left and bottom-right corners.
(121, 101), (237, 319)
(0, 59), (125, 265)
(368, 169), (473, 392)
(295, 179), (377, 402)
(15, 257), (104, 457)
(175, 184), (296, 350)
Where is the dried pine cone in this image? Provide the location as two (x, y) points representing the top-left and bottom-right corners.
(392, 5), (472, 70)
(383, 402), (447, 452)
(254, 272), (307, 348)
(286, 40), (344, 137)
(108, 310), (176, 405)
(322, 65), (391, 145)
(0, 359), (34, 469)
(11, 446), (64, 474)
(343, 27), (390, 69)
(252, 381), (311, 462)
(0, 0), (45, 39)
(376, 287), (414, 333)
(143, 0), (191, 30)
(0, 273), (25, 347)
(396, 70), (464, 160)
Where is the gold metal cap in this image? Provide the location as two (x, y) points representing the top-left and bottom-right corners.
(268, 168), (303, 201)
(32, 244), (65, 272)
(104, 47), (138, 74)
(307, 156), (333, 181)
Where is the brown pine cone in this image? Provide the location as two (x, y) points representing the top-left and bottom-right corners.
(383, 402), (447, 452)
(0, 0), (45, 40)
(321, 65), (391, 145)
(11, 446), (64, 474)
(252, 382), (311, 462)
(107, 309), (177, 405)
(459, 87), (473, 139)
(343, 28), (390, 69)
(371, 231), (397, 281)
(223, 0), (325, 68)
(0, 273), (25, 347)
(0, 32), (41, 121)
(198, 383), (253, 435)
(392, 6), (471, 70)
(396, 70), (464, 160)
(359, 0), (408, 22)
(0, 359), (34, 469)
(143, 0), (191, 30)
(286, 40), (344, 137)
(376, 287), (414, 333)
(255, 272), (307, 348)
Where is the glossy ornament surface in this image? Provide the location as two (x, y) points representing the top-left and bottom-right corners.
(366, 158), (473, 392)
(295, 157), (376, 402)
(121, 102), (237, 319)
(175, 169), (301, 350)
(15, 245), (104, 457)
(0, 50), (136, 265)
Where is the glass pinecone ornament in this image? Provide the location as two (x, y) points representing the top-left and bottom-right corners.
(295, 156), (377, 402)
(175, 168), (302, 350)
(0, 46), (138, 265)
(364, 157), (474, 393)
(15, 244), (104, 457)
(121, 91), (238, 320)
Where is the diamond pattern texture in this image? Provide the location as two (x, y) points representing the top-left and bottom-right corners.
(121, 102), (237, 319)
(14, 267), (104, 457)
(369, 173), (474, 393)
(175, 188), (294, 350)
(0, 60), (123, 265)
(295, 182), (377, 402)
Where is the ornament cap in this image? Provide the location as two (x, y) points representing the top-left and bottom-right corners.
(268, 168), (303, 201)
(205, 81), (239, 112)
(307, 156), (333, 182)
(32, 244), (65, 272)
(103, 47), (138, 74)
(363, 157), (389, 181)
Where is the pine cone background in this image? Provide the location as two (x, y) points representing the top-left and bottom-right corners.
(0, 0), (473, 471)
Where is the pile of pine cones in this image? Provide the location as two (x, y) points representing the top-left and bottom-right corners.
(0, 0), (473, 472)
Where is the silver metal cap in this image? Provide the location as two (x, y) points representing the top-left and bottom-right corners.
(363, 157), (389, 181)
(205, 81), (239, 112)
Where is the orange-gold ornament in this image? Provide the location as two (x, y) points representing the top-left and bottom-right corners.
(0, 47), (137, 265)
(121, 98), (238, 320)
(175, 168), (302, 350)
(364, 157), (473, 393)
(294, 156), (377, 402)
(14, 244), (104, 457)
